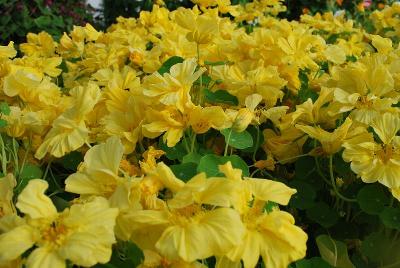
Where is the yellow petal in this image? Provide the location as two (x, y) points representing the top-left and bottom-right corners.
(156, 208), (244, 262)
(16, 179), (57, 219)
(26, 247), (65, 268)
(244, 178), (296, 205)
(0, 225), (35, 262)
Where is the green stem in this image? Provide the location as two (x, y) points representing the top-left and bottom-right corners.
(277, 153), (309, 164)
(19, 135), (31, 178)
(12, 138), (19, 177)
(190, 132), (197, 153)
(224, 128), (232, 156)
(0, 134), (7, 174)
(183, 135), (191, 154)
(329, 155), (357, 202)
(42, 160), (52, 180)
(252, 125), (260, 162)
(315, 157), (332, 185)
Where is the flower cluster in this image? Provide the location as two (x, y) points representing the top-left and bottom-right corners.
(0, 0), (400, 267)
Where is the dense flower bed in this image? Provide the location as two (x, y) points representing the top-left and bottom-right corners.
(0, 0), (400, 267)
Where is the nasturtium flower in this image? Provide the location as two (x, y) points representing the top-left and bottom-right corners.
(0, 179), (118, 268)
(142, 58), (205, 112)
(343, 113), (400, 191)
(120, 169), (245, 262)
(35, 82), (101, 159)
(0, 174), (16, 218)
(296, 117), (353, 155)
(174, 7), (220, 44)
(217, 162), (307, 268)
(0, 42), (16, 59)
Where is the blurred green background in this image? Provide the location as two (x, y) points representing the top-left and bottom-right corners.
(0, 0), (393, 44)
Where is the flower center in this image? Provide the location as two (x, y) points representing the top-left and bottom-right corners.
(357, 96), (374, 108)
(377, 144), (394, 163)
(169, 204), (203, 226)
(41, 221), (69, 248)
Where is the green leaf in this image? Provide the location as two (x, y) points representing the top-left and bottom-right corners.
(241, 126), (264, 153)
(159, 140), (186, 161)
(125, 242), (144, 267)
(306, 202), (338, 228)
(51, 196), (70, 212)
(380, 207), (400, 230)
(170, 162), (198, 182)
(298, 69), (318, 103)
(316, 235), (355, 268)
(357, 184), (390, 215)
(197, 154), (249, 177)
(182, 152), (202, 164)
(34, 16), (52, 28)
(296, 257), (333, 268)
(0, 102), (11, 115)
(16, 164), (43, 193)
(295, 156), (315, 179)
(0, 119), (7, 127)
(203, 89), (239, 106)
(60, 151), (83, 171)
(289, 180), (316, 210)
(360, 232), (390, 262)
(220, 128), (253, 150)
(158, 56), (184, 75)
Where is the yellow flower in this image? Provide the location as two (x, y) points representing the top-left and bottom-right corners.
(211, 61), (286, 107)
(327, 54), (397, 125)
(0, 179), (118, 268)
(174, 7), (220, 44)
(142, 107), (187, 147)
(323, 45), (346, 64)
(143, 58), (205, 112)
(35, 82), (101, 159)
(263, 127), (307, 164)
(188, 105), (230, 134)
(296, 117), (353, 155)
(0, 174), (16, 218)
(0, 42), (16, 59)
(217, 162), (307, 268)
(139, 146), (165, 174)
(343, 113), (400, 189)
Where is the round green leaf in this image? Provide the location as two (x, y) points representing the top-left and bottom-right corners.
(197, 154), (249, 177)
(220, 128), (253, 150)
(380, 207), (400, 230)
(296, 257), (333, 268)
(361, 232), (390, 262)
(289, 180), (317, 210)
(357, 184), (390, 215)
(170, 162), (198, 182)
(15, 164), (43, 193)
(157, 56), (184, 75)
(306, 202), (339, 228)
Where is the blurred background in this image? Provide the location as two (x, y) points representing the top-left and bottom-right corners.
(0, 0), (394, 44)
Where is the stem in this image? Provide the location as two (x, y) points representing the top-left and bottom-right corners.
(183, 136), (191, 154)
(252, 125), (260, 162)
(196, 43), (203, 105)
(42, 160), (52, 180)
(19, 135), (31, 178)
(0, 134), (7, 174)
(329, 155), (357, 202)
(315, 157), (332, 185)
(277, 153), (309, 164)
(224, 128), (232, 156)
(190, 132), (197, 153)
(12, 138), (19, 177)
